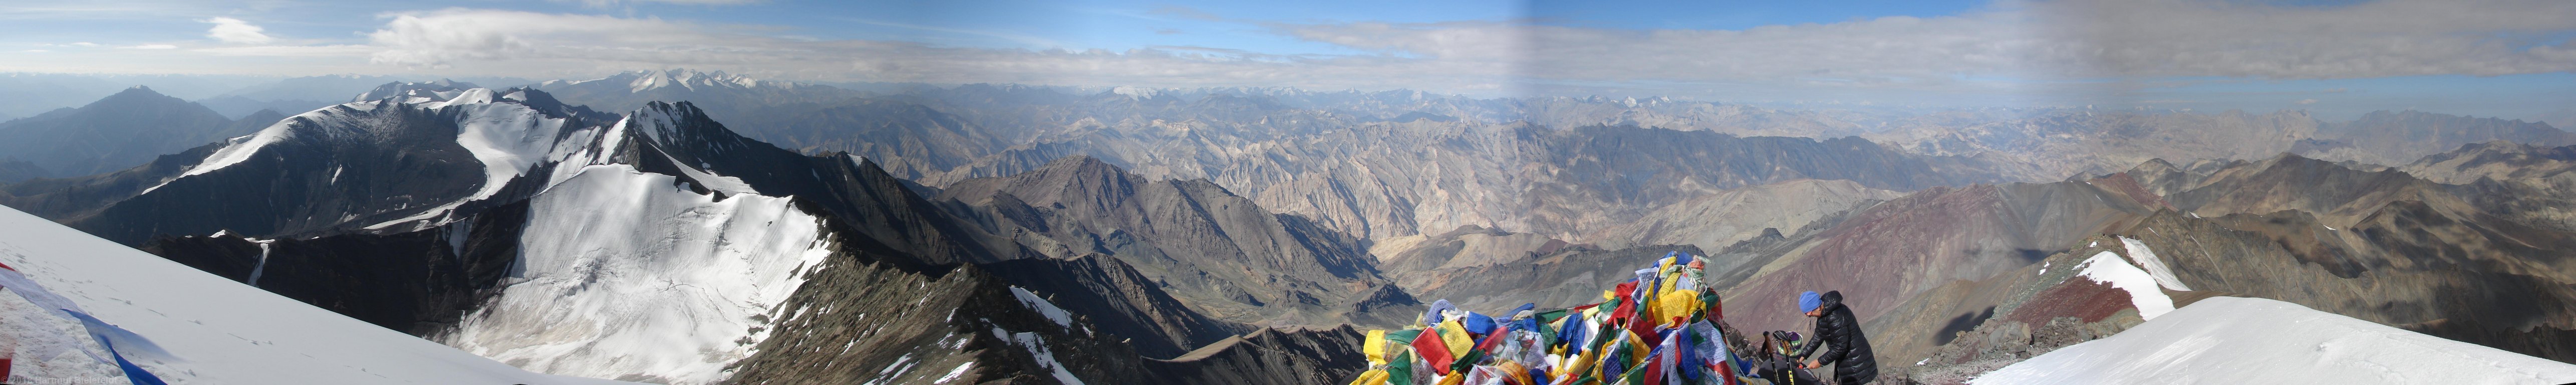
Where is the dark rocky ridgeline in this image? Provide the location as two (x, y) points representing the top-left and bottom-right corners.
(617, 100), (1019, 265)
(935, 155), (1414, 328)
(979, 254), (1254, 359)
(721, 242), (1367, 384)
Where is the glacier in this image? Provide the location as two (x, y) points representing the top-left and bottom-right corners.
(438, 164), (833, 384)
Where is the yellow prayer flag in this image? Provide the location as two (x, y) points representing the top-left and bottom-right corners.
(1364, 329), (1390, 365)
(1657, 289), (1702, 323)
(1437, 370), (1470, 385)
(1437, 320), (1475, 358)
(1348, 369), (1390, 385)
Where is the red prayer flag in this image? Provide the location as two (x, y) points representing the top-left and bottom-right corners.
(1475, 324), (1509, 351)
(1411, 327), (1457, 375)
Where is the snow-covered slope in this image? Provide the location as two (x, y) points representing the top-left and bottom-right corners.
(0, 205), (637, 384)
(439, 164), (833, 384)
(1972, 296), (2576, 384)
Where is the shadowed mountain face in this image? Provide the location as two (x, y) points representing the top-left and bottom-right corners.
(0, 87), (284, 181)
(937, 155), (1413, 328)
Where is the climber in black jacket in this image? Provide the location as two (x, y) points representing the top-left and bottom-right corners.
(1791, 290), (1878, 384)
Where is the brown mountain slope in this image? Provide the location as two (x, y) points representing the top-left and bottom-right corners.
(1718, 179), (2163, 342)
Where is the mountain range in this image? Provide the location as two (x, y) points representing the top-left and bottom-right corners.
(3, 70), (2574, 383)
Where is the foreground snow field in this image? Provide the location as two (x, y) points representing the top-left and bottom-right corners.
(1973, 296), (2576, 384)
(0, 205), (637, 384)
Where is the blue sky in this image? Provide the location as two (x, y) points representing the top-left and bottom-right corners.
(1, 0), (2570, 124)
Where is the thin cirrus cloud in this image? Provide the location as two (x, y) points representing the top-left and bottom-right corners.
(347, 0), (2576, 99)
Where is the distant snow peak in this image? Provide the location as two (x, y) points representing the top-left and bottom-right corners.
(1109, 85), (1164, 100)
(352, 79), (481, 103)
(565, 69), (786, 93)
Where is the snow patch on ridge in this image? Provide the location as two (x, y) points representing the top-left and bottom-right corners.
(1971, 297), (2576, 384)
(368, 90), (575, 229)
(1009, 286), (1074, 328)
(440, 164), (832, 384)
(994, 327), (1084, 385)
(157, 105), (337, 190)
(2116, 237), (2191, 291)
(2075, 251), (2176, 320)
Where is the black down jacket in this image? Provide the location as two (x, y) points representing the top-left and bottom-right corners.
(1791, 290), (1877, 383)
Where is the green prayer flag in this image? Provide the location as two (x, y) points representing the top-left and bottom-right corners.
(1387, 329), (1423, 344)
(1387, 351), (1415, 385)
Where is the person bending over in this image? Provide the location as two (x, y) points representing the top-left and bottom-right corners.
(1792, 290), (1878, 384)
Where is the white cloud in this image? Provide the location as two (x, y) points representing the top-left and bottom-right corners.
(68, 42), (98, 47)
(202, 17), (275, 44)
(346, 1), (2576, 101)
(561, 0), (762, 6)
(123, 44), (178, 50)
(194, 45), (374, 57)
(367, 9), (734, 67)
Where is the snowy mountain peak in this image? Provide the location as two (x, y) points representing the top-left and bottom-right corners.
(1108, 85), (1166, 100)
(351, 79), (482, 103)
(558, 69), (790, 93)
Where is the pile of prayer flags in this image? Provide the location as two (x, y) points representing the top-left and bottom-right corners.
(1349, 252), (1746, 385)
